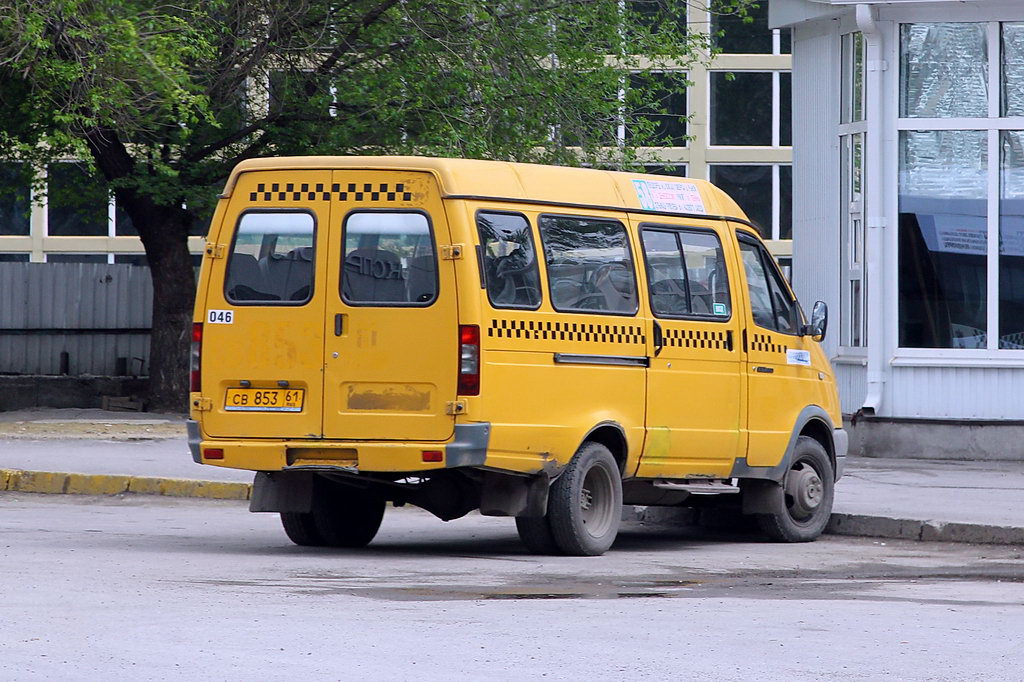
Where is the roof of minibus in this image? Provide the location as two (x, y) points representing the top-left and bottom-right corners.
(224, 156), (751, 226)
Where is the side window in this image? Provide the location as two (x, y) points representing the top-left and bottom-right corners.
(225, 211), (315, 304)
(642, 226), (732, 319)
(739, 236), (801, 334)
(476, 212), (542, 309)
(538, 215), (638, 315)
(341, 211), (437, 306)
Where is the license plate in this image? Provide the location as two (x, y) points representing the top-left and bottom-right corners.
(224, 388), (305, 412)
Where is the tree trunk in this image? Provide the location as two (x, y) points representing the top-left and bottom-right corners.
(120, 190), (195, 413)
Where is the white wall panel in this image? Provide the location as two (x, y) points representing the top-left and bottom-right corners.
(889, 365), (1024, 419)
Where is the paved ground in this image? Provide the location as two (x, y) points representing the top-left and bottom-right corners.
(1, 408), (1023, 544)
(1, 493), (1021, 681)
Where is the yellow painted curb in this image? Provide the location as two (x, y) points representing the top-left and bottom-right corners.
(0, 468), (251, 501)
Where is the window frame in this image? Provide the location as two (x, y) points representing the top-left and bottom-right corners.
(736, 229), (804, 336)
(639, 223), (733, 323)
(475, 209), (544, 311)
(708, 70), (790, 148)
(224, 208), (318, 307)
(339, 208), (439, 309)
(538, 212), (640, 317)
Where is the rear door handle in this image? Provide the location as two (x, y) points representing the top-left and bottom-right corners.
(652, 320), (664, 357)
(754, 365), (774, 374)
(334, 313), (344, 336)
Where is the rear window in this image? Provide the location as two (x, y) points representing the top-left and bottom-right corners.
(538, 215), (638, 315)
(476, 211), (542, 309)
(225, 211), (315, 304)
(341, 211), (437, 306)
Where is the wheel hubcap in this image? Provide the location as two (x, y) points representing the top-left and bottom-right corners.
(785, 461), (823, 521)
(579, 465), (615, 538)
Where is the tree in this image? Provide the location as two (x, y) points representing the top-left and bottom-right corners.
(0, 0), (753, 412)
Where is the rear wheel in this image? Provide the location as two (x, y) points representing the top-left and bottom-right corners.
(515, 515), (561, 555)
(547, 442), (622, 556)
(756, 436), (834, 542)
(280, 481), (386, 548)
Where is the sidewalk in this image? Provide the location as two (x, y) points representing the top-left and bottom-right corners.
(1, 409), (1022, 544)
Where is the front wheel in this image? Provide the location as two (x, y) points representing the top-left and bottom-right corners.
(547, 442), (623, 556)
(755, 436), (834, 542)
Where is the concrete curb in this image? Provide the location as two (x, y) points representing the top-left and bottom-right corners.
(0, 468), (251, 501)
(825, 513), (1024, 546)
(624, 506), (1024, 546)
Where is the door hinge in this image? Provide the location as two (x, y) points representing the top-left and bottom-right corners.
(205, 243), (227, 259)
(192, 397), (213, 411)
(441, 244), (465, 260)
(446, 400), (467, 415)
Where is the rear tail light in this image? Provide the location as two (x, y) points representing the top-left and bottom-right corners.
(457, 324), (480, 396)
(190, 322), (203, 392)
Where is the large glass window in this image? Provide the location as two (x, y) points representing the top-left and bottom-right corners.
(898, 130), (988, 348)
(226, 211), (316, 304)
(710, 72), (772, 146)
(641, 227), (730, 319)
(627, 71), (687, 146)
(1000, 132), (1024, 348)
(342, 212), (436, 306)
(0, 163), (31, 236)
(900, 23), (988, 118)
(539, 215), (638, 315)
(711, 3), (789, 55)
(895, 22), (1024, 352)
(47, 163), (109, 237)
(708, 164), (792, 240)
(476, 212), (542, 309)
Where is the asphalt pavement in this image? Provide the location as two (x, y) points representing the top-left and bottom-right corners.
(1, 408), (1023, 545)
(2, 493), (1021, 680)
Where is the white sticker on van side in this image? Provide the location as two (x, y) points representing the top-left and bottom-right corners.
(787, 349), (811, 366)
(207, 309), (234, 324)
(632, 179), (706, 215)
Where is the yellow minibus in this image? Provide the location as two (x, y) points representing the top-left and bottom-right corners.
(189, 156), (846, 556)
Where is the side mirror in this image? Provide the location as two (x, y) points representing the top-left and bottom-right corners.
(802, 300), (828, 341)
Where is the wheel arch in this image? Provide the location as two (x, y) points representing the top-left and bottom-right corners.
(581, 421), (628, 475)
(731, 405), (838, 484)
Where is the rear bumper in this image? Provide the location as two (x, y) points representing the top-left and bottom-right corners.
(187, 421), (490, 473)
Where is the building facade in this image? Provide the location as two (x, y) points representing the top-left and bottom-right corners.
(773, 0), (1024, 458)
(0, 3), (793, 267)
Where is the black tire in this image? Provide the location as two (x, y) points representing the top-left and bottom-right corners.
(515, 515), (561, 555)
(281, 511), (325, 546)
(280, 482), (386, 548)
(755, 436), (835, 542)
(547, 442), (623, 556)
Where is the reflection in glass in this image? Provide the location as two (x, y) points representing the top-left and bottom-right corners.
(1003, 24), (1024, 117)
(627, 71), (687, 146)
(712, 2), (771, 54)
(841, 32), (865, 124)
(539, 215), (637, 314)
(47, 163), (109, 237)
(709, 165), (772, 238)
(710, 72), (772, 146)
(0, 163), (31, 236)
(1000, 131), (1024, 348)
(226, 212), (316, 303)
(476, 212), (542, 309)
(342, 212), (436, 305)
(900, 23), (988, 118)
(779, 165), (792, 240)
(898, 130), (988, 348)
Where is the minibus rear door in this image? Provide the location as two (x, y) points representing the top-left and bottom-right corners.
(321, 171), (458, 442)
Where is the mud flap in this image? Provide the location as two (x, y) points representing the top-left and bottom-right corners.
(249, 471), (314, 513)
(480, 471), (549, 517)
(740, 478), (784, 515)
